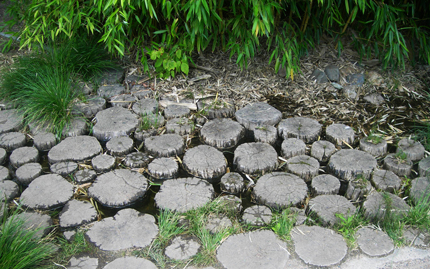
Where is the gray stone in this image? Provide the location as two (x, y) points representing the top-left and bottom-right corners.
(235, 102), (282, 130)
(308, 195), (356, 226)
(242, 205), (272, 226)
(33, 132), (57, 151)
(144, 134), (185, 157)
(15, 162), (42, 185)
(418, 156), (430, 177)
(0, 147), (6, 164)
(11, 211), (53, 239)
(91, 154), (116, 173)
(64, 230), (76, 242)
(165, 235), (201, 260)
(286, 155), (319, 182)
(132, 98), (158, 115)
(183, 145), (227, 181)
(196, 99), (235, 119)
(346, 73), (365, 86)
(326, 123), (355, 147)
(68, 256), (98, 269)
(311, 140), (336, 162)
(403, 227), (429, 248)
(50, 161), (78, 176)
(59, 199), (98, 228)
(233, 142), (278, 174)
(93, 107), (139, 141)
(278, 117), (322, 143)
(310, 69), (328, 83)
(0, 180), (19, 202)
(131, 89), (153, 100)
(62, 118), (88, 137)
(106, 136), (134, 156)
(346, 176), (373, 202)
(363, 191), (410, 220)
(48, 136), (102, 163)
(328, 149), (377, 181)
(164, 104), (190, 119)
(103, 257), (157, 269)
(397, 138), (425, 162)
(97, 69), (124, 85)
(384, 153), (413, 177)
(410, 176), (430, 204)
(165, 117), (194, 135)
(73, 96), (106, 118)
(220, 172), (246, 194)
(356, 227), (394, 257)
(325, 64), (340, 82)
(10, 146), (39, 168)
(147, 157), (178, 180)
(0, 132), (26, 151)
(86, 209), (158, 251)
(0, 109), (23, 134)
(311, 174), (341, 195)
(110, 94), (137, 108)
(360, 136), (388, 157)
(343, 85), (358, 99)
(281, 138), (306, 159)
(74, 169), (97, 184)
(123, 152), (151, 168)
(364, 93), (385, 106)
(0, 166), (10, 182)
(253, 125), (277, 145)
(200, 118), (245, 149)
(371, 169), (401, 193)
(217, 230), (289, 269)
(215, 195), (242, 213)
(97, 84), (125, 99)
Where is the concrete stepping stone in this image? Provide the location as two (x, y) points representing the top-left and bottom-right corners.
(311, 140), (336, 162)
(10, 146), (39, 168)
(0, 180), (19, 202)
(147, 157), (178, 180)
(183, 145), (227, 180)
(33, 132), (57, 151)
(0, 132), (26, 151)
(418, 156), (430, 177)
(15, 162), (42, 185)
(359, 136), (388, 157)
(371, 169), (401, 193)
(88, 169), (148, 208)
(281, 138), (306, 159)
(233, 142), (278, 174)
(328, 149), (377, 181)
(164, 104), (190, 119)
(403, 227), (429, 248)
(62, 118), (88, 137)
(324, 64), (340, 82)
(235, 102), (282, 130)
(220, 172), (245, 194)
(103, 257), (157, 269)
(0, 147), (6, 164)
(48, 136), (102, 164)
(291, 225), (347, 267)
(397, 138), (425, 161)
(308, 195), (356, 226)
(12, 211), (52, 239)
(91, 154), (116, 173)
(110, 94), (137, 108)
(200, 118), (245, 149)
(131, 88), (153, 100)
(68, 256), (98, 269)
(0, 109), (23, 134)
(205, 215), (233, 233)
(20, 174), (74, 210)
(155, 177), (214, 213)
(51, 161), (78, 176)
(410, 176), (430, 204)
(93, 107), (139, 141)
(217, 230), (289, 269)
(287, 155), (319, 182)
(311, 174), (341, 195)
(97, 69), (124, 85)
(132, 98), (158, 115)
(73, 96), (106, 118)
(356, 227), (394, 257)
(242, 205), (272, 226)
(278, 117), (322, 143)
(363, 191), (410, 220)
(97, 84), (125, 99)
(165, 117), (194, 135)
(253, 172), (308, 209)
(74, 169), (97, 184)
(215, 195), (243, 213)
(59, 199), (98, 228)
(326, 123), (355, 147)
(383, 153), (412, 177)
(253, 125), (277, 145)
(345, 176), (372, 202)
(0, 165), (11, 181)
(86, 208), (158, 251)
(196, 99), (235, 119)
(123, 152), (151, 168)
(106, 136), (134, 156)
(165, 235), (201, 260)
(144, 134), (185, 157)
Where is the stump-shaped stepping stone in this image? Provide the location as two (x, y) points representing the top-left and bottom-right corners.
(104, 257), (157, 269)
(106, 136), (134, 156)
(281, 138), (306, 159)
(287, 155), (319, 182)
(183, 145), (227, 180)
(97, 84), (125, 99)
(363, 191), (410, 220)
(132, 98), (158, 115)
(20, 174), (74, 210)
(0, 166), (11, 182)
(155, 177), (214, 213)
(356, 227), (394, 257)
(397, 138), (425, 161)
(165, 235), (201, 260)
(147, 157), (178, 180)
(68, 256), (99, 269)
(410, 176), (430, 204)
(33, 132), (57, 151)
(59, 199), (98, 228)
(326, 123), (355, 147)
(0, 109), (23, 134)
(242, 205), (272, 226)
(200, 118), (245, 149)
(308, 195), (356, 226)
(253, 172), (308, 209)
(122, 152), (151, 168)
(50, 161), (78, 176)
(73, 96), (106, 118)
(74, 169), (97, 184)
(88, 169), (148, 208)
(0, 180), (19, 202)
(419, 156), (430, 177)
(62, 118), (88, 137)
(233, 142), (278, 174)
(197, 99), (235, 119)
(164, 104), (190, 119)
(328, 149), (377, 181)
(48, 136), (102, 164)
(311, 140), (336, 162)
(217, 230), (289, 269)
(345, 176), (372, 202)
(11, 211), (52, 239)
(144, 134), (185, 157)
(253, 125), (277, 145)
(359, 136), (387, 157)
(291, 225), (347, 267)
(371, 169), (401, 193)
(311, 174), (340, 195)
(278, 117), (322, 143)
(0, 132), (26, 151)
(220, 172), (246, 194)
(92, 154), (116, 173)
(10, 146), (39, 168)
(235, 102), (282, 130)
(383, 153), (412, 177)
(110, 94), (137, 108)
(93, 107), (139, 141)
(165, 118), (194, 135)
(86, 208), (158, 251)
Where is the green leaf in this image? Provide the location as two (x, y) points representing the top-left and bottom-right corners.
(155, 58), (163, 68)
(176, 49), (182, 59)
(181, 62), (189, 74)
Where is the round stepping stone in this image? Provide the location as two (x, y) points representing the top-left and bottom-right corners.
(383, 153), (412, 177)
(165, 235), (201, 260)
(215, 195), (243, 213)
(15, 162), (42, 185)
(183, 145), (227, 180)
(144, 134), (185, 157)
(165, 117), (194, 135)
(356, 227), (394, 257)
(20, 174), (74, 210)
(278, 117), (322, 143)
(12, 211), (52, 239)
(326, 123), (355, 147)
(10, 146), (39, 168)
(93, 107), (139, 141)
(68, 256), (99, 269)
(311, 174), (341, 195)
(91, 154), (116, 173)
(217, 230), (289, 269)
(220, 172), (246, 194)
(233, 142), (278, 174)
(106, 136), (134, 156)
(123, 152), (151, 168)
(371, 169), (401, 193)
(0, 166), (11, 181)
(359, 136), (387, 157)
(147, 157), (178, 179)
(104, 257), (157, 269)
(328, 149), (377, 181)
(0, 180), (19, 202)
(50, 161), (78, 176)
(235, 102), (282, 130)
(0, 147), (6, 164)
(281, 138), (306, 159)
(397, 138), (425, 161)
(419, 156), (430, 177)
(253, 125), (277, 145)
(200, 118), (245, 149)
(205, 215), (233, 233)
(59, 199), (98, 228)
(155, 177), (214, 213)
(132, 98), (158, 115)
(74, 169), (97, 184)
(97, 84), (125, 99)
(242, 205), (272, 226)
(33, 132), (57, 151)
(286, 155), (319, 182)
(253, 172), (308, 209)
(110, 94), (137, 108)
(73, 96), (106, 118)
(164, 104), (190, 119)
(131, 88), (153, 100)
(345, 176), (372, 202)
(363, 191), (410, 220)
(196, 99), (235, 119)
(291, 225), (347, 267)
(62, 118), (88, 137)
(0, 132), (26, 151)
(86, 208), (158, 251)
(308, 195), (356, 226)
(311, 140), (336, 162)
(0, 109), (23, 134)
(48, 136), (102, 163)
(410, 176), (430, 204)
(88, 169), (148, 208)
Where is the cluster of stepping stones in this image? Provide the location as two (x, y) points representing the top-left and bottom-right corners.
(1, 69), (430, 268)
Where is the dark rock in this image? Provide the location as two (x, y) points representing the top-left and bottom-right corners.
(0, 132), (26, 151)
(356, 227), (394, 257)
(310, 69), (328, 83)
(278, 117), (322, 143)
(308, 195), (356, 226)
(233, 142), (278, 174)
(242, 205), (272, 226)
(144, 134), (185, 157)
(15, 163), (42, 185)
(93, 107), (139, 141)
(324, 64), (340, 82)
(235, 102), (282, 130)
(10, 146), (39, 168)
(328, 149), (377, 181)
(346, 73), (365, 86)
(48, 136), (102, 163)
(165, 235), (201, 260)
(200, 118), (245, 149)
(59, 199), (98, 228)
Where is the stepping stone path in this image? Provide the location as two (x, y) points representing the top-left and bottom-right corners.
(356, 227), (394, 257)
(0, 132), (26, 151)
(328, 149), (377, 181)
(0, 148), (6, 164)
(384, 153), (413, 177)
(62, 118), (88, 137)
(165, 117), (194, 135)
(110, 94), (137, 108)
(92, 107), (139, 141)
(359, 136), (388, 157)
(165, 235), (201, 260)
(132, 98), (158, 115)
(104, 257), (157, 269)
(10, 146), (39, 168)
(74, 169), (97, 184)
(73, 96), (106, 118)
(59, 199), (97, 228)
(68, 256), (98, 269)
(418, 156), (430, 176)
(97, 84), (125, 99)
(242, 205), (272, 226)
(48, 136), (102, 163)
(183, 145), (227, 180)
(205, 215), (233, 233)
(253, 125), (277, 145)
(278, 117), (322, 143)
(164, 104), (190, 119)
(234, 142), (278, 174)
(197, 99), (235, 119)
(311, 140), (336, 162)
(11, 211), (52, 239)
(235, 102), (282, 130)
(0, 165), (11, 181)
(308, 195), (356, 226)
(200, 118), (244, 149)
(144, 134), (185, 157)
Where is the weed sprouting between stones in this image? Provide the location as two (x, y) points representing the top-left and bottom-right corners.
(269, 208), (298, 241)
(334, 209), (369, 249)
